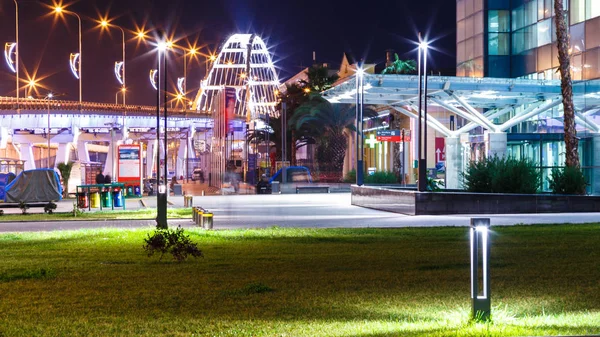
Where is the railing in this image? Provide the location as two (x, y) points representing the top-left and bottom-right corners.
(0, 96), (209, 118)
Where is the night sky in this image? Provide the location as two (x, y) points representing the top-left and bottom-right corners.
(0, 0), (456, 106)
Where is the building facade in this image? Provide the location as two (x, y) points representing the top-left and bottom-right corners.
(456, 0), (600, 194)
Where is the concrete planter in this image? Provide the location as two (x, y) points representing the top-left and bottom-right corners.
(351, 185), (600, 215)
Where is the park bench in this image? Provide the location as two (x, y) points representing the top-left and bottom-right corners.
(295, 186), (330, 194)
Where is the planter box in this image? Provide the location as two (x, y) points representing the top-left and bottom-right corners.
(351, 185), (600, 215)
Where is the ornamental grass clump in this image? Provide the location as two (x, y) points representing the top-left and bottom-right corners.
(143, 226), (203, 262)
(463, 155), (540, 193)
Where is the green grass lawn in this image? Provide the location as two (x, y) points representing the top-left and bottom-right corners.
(0, 224), (598, 337)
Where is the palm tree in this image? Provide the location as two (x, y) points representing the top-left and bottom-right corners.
(290, 94), (376, 178)
(554, 0), (580, 168)
(382, 54), (417, 74)
(57, 161), (74, 197)
(300, 64), (340, 92)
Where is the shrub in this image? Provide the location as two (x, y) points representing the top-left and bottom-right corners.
(549, 166), (587, 195)
(427, 177), (442, 191)
(343, 169), (356, 183)
(143, 226), (203, 262)
(463, 155), (540, 194)
(364, 171), (397, 184)
(44, 202), (57, 214)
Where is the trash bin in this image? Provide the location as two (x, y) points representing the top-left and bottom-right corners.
(127, 186), (133, 196)
(271, 181), (280, 193)
(77, 191), (89, 208)
(112, 188), (123, 207)
(101, 189), (112, 208)
(134, 185), (141, 196)
(90, 191), (100, 208)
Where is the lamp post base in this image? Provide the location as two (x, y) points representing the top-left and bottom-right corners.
(418, 159), (427, 191)
(156, 192), (168, 229)
(357, 160), (364, 186)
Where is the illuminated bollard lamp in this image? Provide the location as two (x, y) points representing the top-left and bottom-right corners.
(470, 218), (491, 321)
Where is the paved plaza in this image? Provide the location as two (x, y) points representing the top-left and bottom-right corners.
(0, 192), (599, 232)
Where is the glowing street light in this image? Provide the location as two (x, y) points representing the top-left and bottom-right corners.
(99, 19), (126, 106)
(470, 218), (491, 321)
(53, 5), (82, 112)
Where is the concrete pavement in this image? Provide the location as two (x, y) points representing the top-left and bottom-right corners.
(0, 192), (599, 232)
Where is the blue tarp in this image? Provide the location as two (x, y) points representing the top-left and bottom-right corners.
(4, 169), (62, 203)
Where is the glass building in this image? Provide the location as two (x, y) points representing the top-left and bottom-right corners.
(456, 0), (600, 194)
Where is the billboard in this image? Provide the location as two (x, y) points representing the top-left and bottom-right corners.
(118, 144), (142, 180)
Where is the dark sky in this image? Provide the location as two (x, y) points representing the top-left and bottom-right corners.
(0, 0), (456, 106)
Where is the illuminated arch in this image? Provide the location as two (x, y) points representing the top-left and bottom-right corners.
(193, 34), (280, 119)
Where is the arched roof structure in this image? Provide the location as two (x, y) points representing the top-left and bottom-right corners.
(194, 34), (280, 120)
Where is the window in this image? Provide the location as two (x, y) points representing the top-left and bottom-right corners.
(488, 10), (510, 32)
(583, 48), (600, 80)
(537, 19), (552, 47)
(585, 16), (600, 50)
(570, 23), (585, 53)
(571, 0), (585, 24)
(537, 44), (552, 70)
(489, 33), (510, 55)
(586, 0), (600, 20)
(512, 1), (538, 31)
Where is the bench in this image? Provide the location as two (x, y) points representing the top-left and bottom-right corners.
(295, 186), (330, 194)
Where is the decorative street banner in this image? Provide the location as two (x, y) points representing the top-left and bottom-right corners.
(118, 144), (142, 180)
(435, 137), (446, 164)
(376, 130), (401, 142)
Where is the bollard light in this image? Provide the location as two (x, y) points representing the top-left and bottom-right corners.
(470, 218), (491, 321)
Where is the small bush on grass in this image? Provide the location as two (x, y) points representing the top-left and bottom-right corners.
(549, 166), (588, 195)
(143, 226), (203, 262)
(44, 202), (57, 214)
(364, 171), (397, 184)
(463, 155), (540, 193)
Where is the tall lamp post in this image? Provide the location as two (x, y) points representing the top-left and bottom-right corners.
(417, 35), (429, 192)
(355, 66), (365, 186)
(46, 93), (53, 168)
(100, 21), (126, 108)
(155, 39), (168, 229)
(54, 6), (82, 113)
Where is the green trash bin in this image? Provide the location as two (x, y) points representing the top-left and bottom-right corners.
(101, 189), (112, 208)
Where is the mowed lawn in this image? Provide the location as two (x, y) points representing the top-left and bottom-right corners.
(0, 224), (599, 337)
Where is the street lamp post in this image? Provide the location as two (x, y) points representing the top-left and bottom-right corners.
(155, 39), (168, 229)
(417, 34), (429, 192)
(47, 93), (53, 168)
(355, 66), (364, 186)
(100, 21), (126, 107)
(54, 6), (82, 113)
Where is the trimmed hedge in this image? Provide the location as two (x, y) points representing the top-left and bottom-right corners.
(462, 156), (540, 194)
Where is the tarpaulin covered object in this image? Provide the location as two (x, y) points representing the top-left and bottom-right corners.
(4, 169), (63, 203)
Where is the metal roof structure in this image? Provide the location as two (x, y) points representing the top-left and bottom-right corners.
(323, 74), (600, 137)
(194, 34), (280, 120)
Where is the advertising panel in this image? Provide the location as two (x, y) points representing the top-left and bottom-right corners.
(118, 144), (141, 180)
